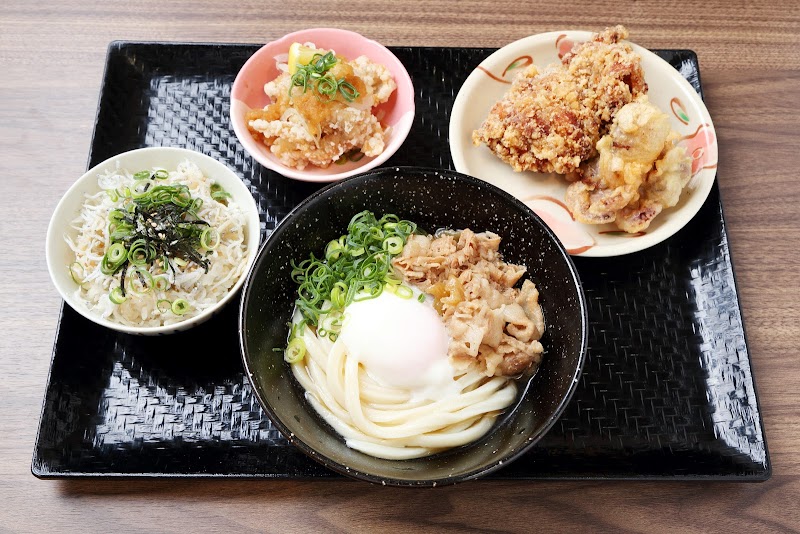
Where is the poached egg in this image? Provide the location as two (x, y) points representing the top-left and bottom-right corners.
(338, 288), (457, 400)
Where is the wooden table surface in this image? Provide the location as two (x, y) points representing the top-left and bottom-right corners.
(2, 0), (799, 531)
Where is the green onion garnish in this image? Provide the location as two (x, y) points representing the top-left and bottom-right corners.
(128, 267), (153, 294)
(109, 286), (127, 304)
(171, 298), (190, 315)
(154, 276), (170, 292)
(334, 149), (366, 165)
(157, 299), (172, 313)
(382, 236), (404, 255)
(287, 51), (361, 103)
(68, 262), (85, 285)
(101, 242), (128, 275)
(285, 337), (306, 364)
(393, 285), (413, 299)
(289, 211), (416, 341)
(200, 228), (219, 250)
(210, 183), (231, 202)
(98, 171), (217, 305)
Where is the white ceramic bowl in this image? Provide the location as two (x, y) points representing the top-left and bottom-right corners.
(450, 31), (718, 257)
(231, 28), (415, 182)
(46, 147), (261, 335)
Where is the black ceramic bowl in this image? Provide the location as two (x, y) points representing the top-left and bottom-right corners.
(239, 167), (587, 486)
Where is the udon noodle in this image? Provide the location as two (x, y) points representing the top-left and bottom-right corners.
(290, 314), (518, 460)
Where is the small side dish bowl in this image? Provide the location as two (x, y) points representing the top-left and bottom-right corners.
(231, 28), (415, 182)
(46, 147), (261, 335)
(239, 167), (587, 486)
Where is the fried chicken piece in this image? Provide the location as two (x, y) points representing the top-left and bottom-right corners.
(246, 49), (396, 170)
(472, 25), (647, 175)
(565, 95), (692, 232)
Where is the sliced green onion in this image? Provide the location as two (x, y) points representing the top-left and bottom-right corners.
(92, 168), (220, 304)
(287, 50), (354, 103)
(157, 299), (172, 313)
(316, 74), (338, 97)
(382, 236), (404, 255)
(109, 209), (126, 223)
(154, 276), (170, 291)
(325, 239), (344, 261)
(394, 285), (413, 299)
(108, 242), (127, 262)
(170, 190), (191, 207)
(288, 211), (417, 342)
(101, 242), (128, 275)
(396, 221), (415, 236)
(200, 228), (219, 250)
(68, 262), (85, 285)
(132, 180), (154, 198)
(127, 267), (153, 294)
(285, 337), (306, 364)
(127, 239), (153, 266)
(417, 293), (426, 303)
(109, 286), (127, 304)
(330, 281), (348, 309)
(171, 298), (190, 315)
(338, 81), (359, 102)
(210, 183), (232, 202)
(109, 222), (134, 241)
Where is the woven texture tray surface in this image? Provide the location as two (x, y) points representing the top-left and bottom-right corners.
(32, 43), (769, 479)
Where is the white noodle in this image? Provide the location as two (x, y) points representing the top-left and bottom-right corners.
(291, 321), (517, 460)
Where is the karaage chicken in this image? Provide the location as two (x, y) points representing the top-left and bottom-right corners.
(472, 25), (647, 175)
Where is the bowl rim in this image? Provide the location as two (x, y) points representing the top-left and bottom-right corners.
(238, 165), (588, 486)
(46, 146), (261, 335)
(230, 27), (416, 183)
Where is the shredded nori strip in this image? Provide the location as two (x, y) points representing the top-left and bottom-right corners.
(105, 182), (212, 293)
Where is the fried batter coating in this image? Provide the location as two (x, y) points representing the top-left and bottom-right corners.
(565, 95), (692, 232)
(472, 25), (647, 175)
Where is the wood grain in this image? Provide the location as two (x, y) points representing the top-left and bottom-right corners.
(2, 0), (799, 531)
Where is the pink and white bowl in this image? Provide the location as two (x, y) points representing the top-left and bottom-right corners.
(231, 28), (415, 182)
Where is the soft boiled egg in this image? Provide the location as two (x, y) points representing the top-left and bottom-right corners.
(338, 287), (457, 401)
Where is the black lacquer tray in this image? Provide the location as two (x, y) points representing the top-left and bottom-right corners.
(33, 42), (770, 480)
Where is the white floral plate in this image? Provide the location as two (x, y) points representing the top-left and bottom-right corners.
(449, 31), (718, 257)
